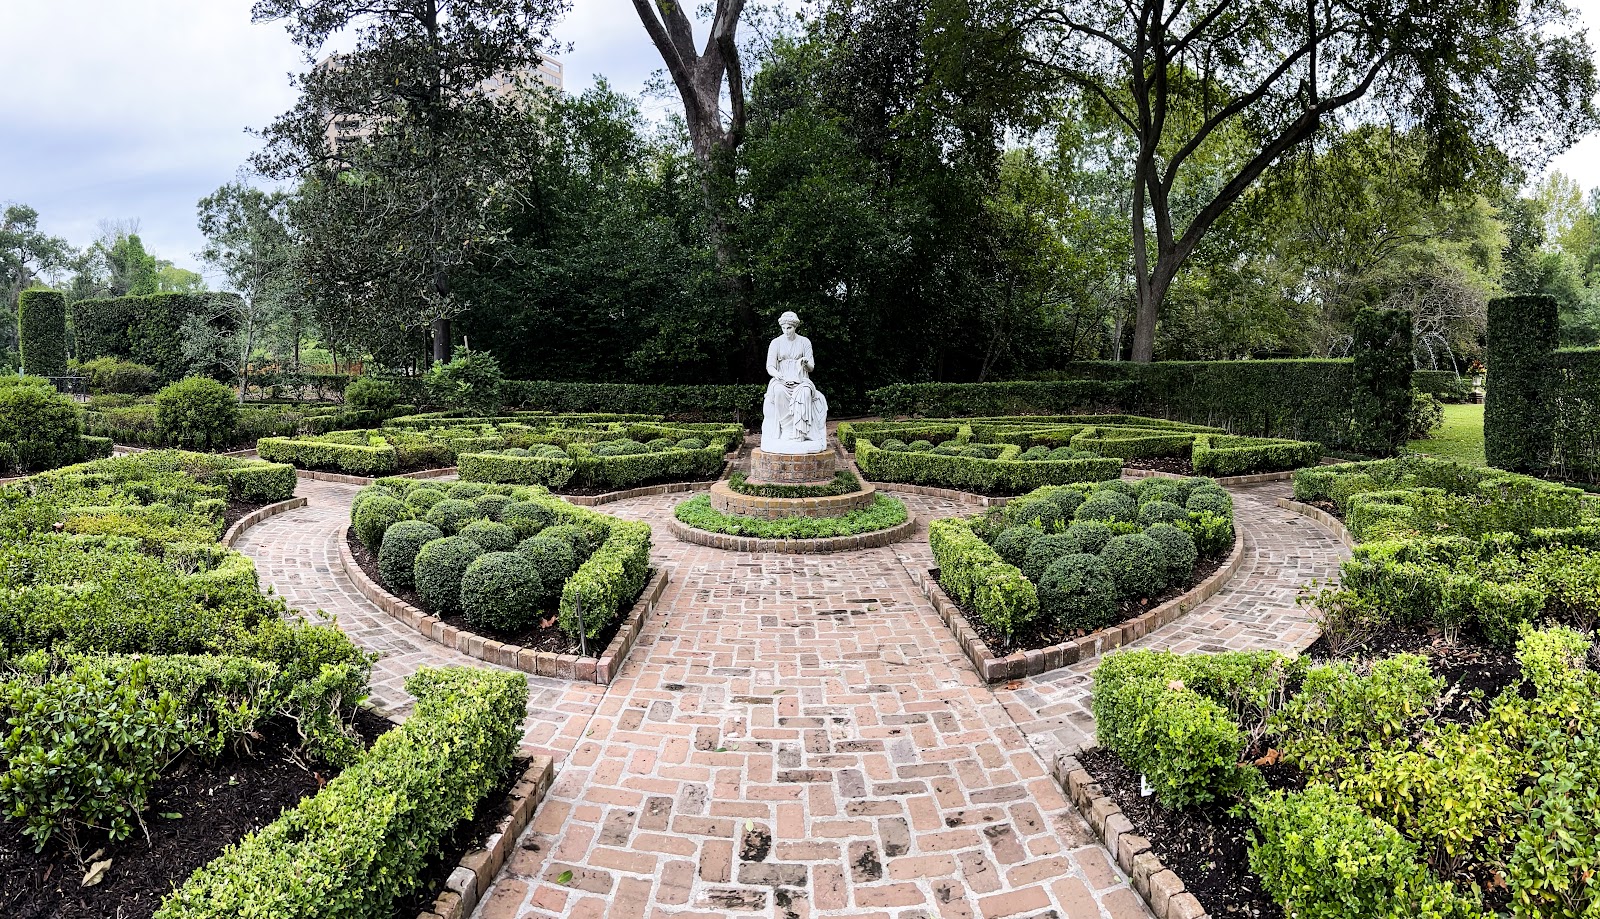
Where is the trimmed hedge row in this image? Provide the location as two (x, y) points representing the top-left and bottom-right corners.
(499, 381), (765, 423)
(1192, 434), (1324, 477)
(71, 292), (245, 384)
(17, 289), (67, 378)
(929, 517), (1039, 636)
(459, 428), (737, 492)
(868, 380), (1136, 418)
(1485, 294), (1559, 475)
(856, 437), (1121, 495)
(1413, 370), (1474, 404)
(154, 666), (527, 919)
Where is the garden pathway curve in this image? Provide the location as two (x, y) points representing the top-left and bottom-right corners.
(236, 477), (1348, 919)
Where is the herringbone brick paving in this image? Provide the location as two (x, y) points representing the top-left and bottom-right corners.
(236, 477), (1347, 918)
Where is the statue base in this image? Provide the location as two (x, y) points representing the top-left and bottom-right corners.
(747, 447), (836, 485)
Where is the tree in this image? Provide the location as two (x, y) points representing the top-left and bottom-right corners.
(196, 183), (300, 399)
(1034, 0), (1599, 361)
(252, 0), (568, 363)
(0, 204), (72, 355)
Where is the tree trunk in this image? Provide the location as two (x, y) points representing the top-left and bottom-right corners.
(432, 317), (450, 363)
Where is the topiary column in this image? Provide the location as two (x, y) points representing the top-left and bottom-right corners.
(1350, 307), (1414, 456)
(17, 288), (68, 378)
(1485, 294), (1559, 474)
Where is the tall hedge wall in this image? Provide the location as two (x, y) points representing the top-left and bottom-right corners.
(1485, 295), (1559, 475)
(70, 292), (242, 384)
(1550, 348), (1600, 485)
(1413, 370), (1473, 403)
(1350, 308), (1414, 457)
(498, 380), (765, 423)
(17, 289), (67, 378)
(866, 381), (1136, 418)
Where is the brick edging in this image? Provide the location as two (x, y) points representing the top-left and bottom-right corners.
(561, 479), (719, 507)
(294, 466), (460, 486)
(708, 478), (878, 519)
(422, 755), (556, 919)
(1272, 497), (1356, 548)
(336, 534), (669, 684)
(911, 525), (1247, 682)
(1123, 468), (1295, 487)
(1052, 748), (1208, 919)
(222, 496), (309, 548)
(870, 480), (1012, 506)
(666, 513), (919, 554)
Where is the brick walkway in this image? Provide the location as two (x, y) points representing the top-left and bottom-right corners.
(236, 477), (1347, 919)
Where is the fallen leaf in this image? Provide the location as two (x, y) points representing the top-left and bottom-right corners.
(82, 858), (112, 888)
(745, 819), (754, 832)
(1487, 872), (1508, 891)
(160, 811), (182, 819)
(1253, 748), (1282, 767)
(556, 869), (573, 885)
(773, 689), (785, 695)
(1004, 680), (1024, 691)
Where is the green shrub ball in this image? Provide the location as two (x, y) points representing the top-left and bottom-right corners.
(425, 498), (480, 534)
(1138, 501), (1189, 527)
(1100, 533), (1168, 599)
(1022, 533), (1078, 582)
(460, 552), (546, 632)
(1022, 446), (1049, 461)
(377, 520), (443, 590)
(1136, 478), (1181, 504)
(351, 484), (398, 519)
(459, 519), (518, 552)
(1062, 520), (1115, 555)
(405, 487), (448, 511)
(907, 440), (934, 452)
(880, 438), (908, 451)
(647, 437), (675, 452)
(344, 376), (401, 413)
(1187, 491), (1233, 518)
(1044, 487), (1088, 519)
(474, 493), (514, 520)
(1038, 554), (1119, 632)
(354, 495), (413, 550)
(154, 376), (240, 450)
(413, 536), (486, 615)
(992, 526), (1043, 569)
(518, 535), (576, 583)
(501, 501), (555, 537)
(0, 384), (84, 472)
(1048, 446), (1079, 460)
(1145, 523), (1198, 584)
(541, 523), (593, 558)
(446, 481), (487, 501)
(1096, 479), (1138, 498)
(676, 437), (706, 451)
(1076, 493), (1135, 525)
(1006, 495), (1063, 531)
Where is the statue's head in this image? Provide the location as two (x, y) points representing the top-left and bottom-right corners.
(778, 310), (800, 335)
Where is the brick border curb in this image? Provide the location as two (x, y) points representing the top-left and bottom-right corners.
(665, 512), (919, 554)
(337, 533), (670, 684)
(561, 479), (719, 507)
(222, 496), (308, 548)
(708, 478), (878, 518)
(1123, 468), (1295, 487)
(1051, 748), (1208, 919)
(420, 756), (557, 919)
(1272, 497), (1356, 548)
(855, 479), (1011, 506)
(294, 466), (459, 486)
(911, 524), (1246, 682)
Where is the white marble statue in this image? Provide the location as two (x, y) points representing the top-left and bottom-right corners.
(761, 311), (829, 454)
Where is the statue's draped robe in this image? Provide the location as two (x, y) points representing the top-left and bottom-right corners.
(761, 334), (828, 453)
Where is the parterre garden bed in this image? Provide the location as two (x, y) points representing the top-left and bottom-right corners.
(1082, 456), (1600, 919)
(0, 451), (533, 918)
(929, 476), (1236, 652)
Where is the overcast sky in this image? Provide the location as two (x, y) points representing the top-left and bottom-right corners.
(3, 0), (1599, 282)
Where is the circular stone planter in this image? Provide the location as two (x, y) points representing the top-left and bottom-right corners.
(708, 479), (878, 519)
(749, 447), (836, 483)
(666, 513), (918, 554)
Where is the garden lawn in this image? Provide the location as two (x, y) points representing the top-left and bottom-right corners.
(1408, 402), (1485, 466)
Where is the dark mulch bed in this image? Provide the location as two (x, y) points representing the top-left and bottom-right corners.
(1083, 621), (1537, 918)
(222, 497), (276, 532)
(346, 528), (629, 657)
(961, 552), (1230, 655)
(1124, 455), (1196, 476)
(0, 710), (391, 919)
(390, 756), (527, 917)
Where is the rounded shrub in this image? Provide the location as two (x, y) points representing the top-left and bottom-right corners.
(880, 438), (908, 451)
(154, 376), (239, 449)
(1145, 523), (1198, 585)
(0, 383), (82, 471)
(80, 356), (157, 395)
(1022, 446), (1050, 461)
(1022, 533), (1078, 582)
(1061, 521), (1115, 555)
(541, 523), (593, 558)
(351, 484), (399, 519)
(907, 440), (934, 452)
(405, 487), (448, 512)
(501, 500), (556, 538)
(992, 526), (1043, 569)
(460, 552), (545, 632)
(1187, 491), (1233, 518)
(1100, 533), (1167, 599)
(353, 494), (413, 550)
(425, 498), (480, 535)
(960, 445), (988, 459)
(518, 535), (576, 585)
(502, 447), (532, 458)
(1044, 487), (1088, 520)
(1136, 478), (1181, 504)
(931, 442), (963, 456)
(1038, 554), (1119, 632)
(474, 493), (514, 520)
(377, 519), (443, 589)
(1048, 446), (1079, 460)
(413, 536), (485, 615)
(1138, 501), (1189, 527)
(446, 481), (487, 500)
(1005, 495), (1064, 531)
(1096, 479), (1138, 498)
(344, 376), (402, 413)
(676, 437), (706, 451)
(1076, 493), (1135, 525)
(646, 437), (675, 452)
(459, 519), (518, 552)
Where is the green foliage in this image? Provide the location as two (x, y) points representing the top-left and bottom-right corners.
(498, 381), (763, 423)
(423, 498), (478, 535)
(1022, 533), (1078, 582)
(457, 519), (517, 552)
(868, 381), (1136, 417)
(473, 493), (513, 520)
(375, 520), (442, 590)
(500, 500), (554, 537)
(1507, 727), (1600, 918)
(1408, 391), (1446, 440)
(1076, 492), (1135, 524)
(457, 422), (736, 491)
(71, 293), (243, 384)
(1036, 553), (1117, 631)
(1351, 308), (1416, 456)
(1485, 294), (1560, 474)
(930, 516), (1039, 637)
(425, 347), (504, 416)
(352, 495), (412, 551)
(17, 289), (66, 378)
(459, 552), (544, 632)
(1550, 348), (1600, 484)
(1100, 533), (1167, 598)
(405, 487), (448, 511)
(412, 536), (484, 616)
(1413, 371), (1475, 404)
(79, 356), (158, 395)
(992, 526), (1043, 568)
(517, 536), (575, 595)
(343, 377), (402, 414)
(1192, 434), (1325, 477)
(154, 377), (241, 450)
(556, 516), (650, 641)
(1272, 655), (1443, 777)
(0, 382), (83, 472)
(673, 494), (908, 540)
(727, 469), (860, 498)
(155, 666), (527, 919)
(1145, 523), (1199, 584)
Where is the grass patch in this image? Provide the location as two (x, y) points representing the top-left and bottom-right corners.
(1408, 402), (1485, 467)
(674, 494), (908, 539)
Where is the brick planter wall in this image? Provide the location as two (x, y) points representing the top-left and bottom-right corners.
(707, 479), (877, 519)
(749, 447), (836, 483)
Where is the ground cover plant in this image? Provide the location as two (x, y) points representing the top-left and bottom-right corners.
(673, 492), (909, 539)
(347, 476), (651, 648)
(929, 476), (1236, 648)
(456, 419), (739, 492)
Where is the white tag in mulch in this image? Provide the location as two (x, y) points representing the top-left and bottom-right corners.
(1140, 774), (1154, 797)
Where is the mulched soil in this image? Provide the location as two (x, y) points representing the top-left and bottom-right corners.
(0, 710), (391, 919)
(962, 552), (1229, 655)
(1124, 455), (1196, 476)
(222, 497), (276, 532)
(1083, 621), (1541, 918)
(346, 528), (628, 657)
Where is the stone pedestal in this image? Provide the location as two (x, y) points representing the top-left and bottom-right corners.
(748, 447), (836, 485)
